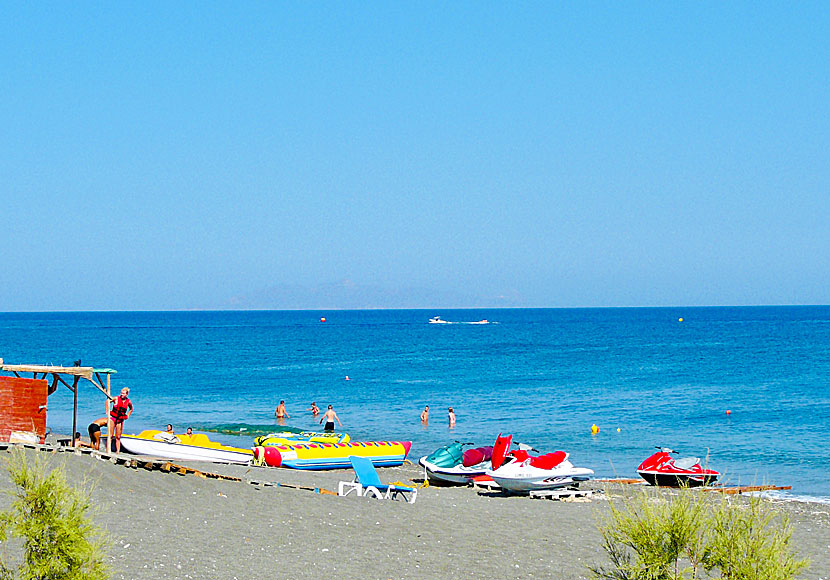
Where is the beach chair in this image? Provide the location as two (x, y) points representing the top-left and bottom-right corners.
(338, 455), (417, 504)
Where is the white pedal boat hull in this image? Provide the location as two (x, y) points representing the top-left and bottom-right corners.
(120, 432), (253, 464)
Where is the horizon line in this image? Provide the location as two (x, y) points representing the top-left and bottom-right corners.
(1, 304), (828, 314)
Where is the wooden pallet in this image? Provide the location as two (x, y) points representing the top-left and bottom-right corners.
(2, 443), (341, 495)
(122, 458), (243, 481)
(702, 484), (792, 495)
(471, 478), (501, 491)
(529, 488), (595, 501)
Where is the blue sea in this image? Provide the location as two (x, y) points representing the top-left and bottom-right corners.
(2, 307), (829, 500)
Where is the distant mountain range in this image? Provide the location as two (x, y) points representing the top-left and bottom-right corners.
(222, 280), (524, 310)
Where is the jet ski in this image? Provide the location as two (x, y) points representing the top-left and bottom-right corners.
(418, 441), (495, 485)
(636, 447), (720, 487)
(485, 434), (594, 493)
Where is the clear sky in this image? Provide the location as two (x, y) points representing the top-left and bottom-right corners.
(2, 3), (828, 310)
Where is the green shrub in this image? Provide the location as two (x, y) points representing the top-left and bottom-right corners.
(591, 487), (809, 580)
(0, 450), (110, 580)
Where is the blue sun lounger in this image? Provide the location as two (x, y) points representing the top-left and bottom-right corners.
(338, 455), (418, 504)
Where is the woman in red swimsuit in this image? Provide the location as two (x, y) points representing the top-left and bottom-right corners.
(108, 387), (133, 453)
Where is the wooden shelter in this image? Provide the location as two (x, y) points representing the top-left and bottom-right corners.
(0, 358), (117, 449)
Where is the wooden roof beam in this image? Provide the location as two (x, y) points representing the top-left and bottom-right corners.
(0, 363), (114, 380)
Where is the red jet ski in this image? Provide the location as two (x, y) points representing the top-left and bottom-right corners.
(636, 447), (719, 487)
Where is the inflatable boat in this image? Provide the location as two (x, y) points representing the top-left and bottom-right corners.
(253, 440), (411, 470)
(254, 429), (350, 446)
(120, 430), (253, 464)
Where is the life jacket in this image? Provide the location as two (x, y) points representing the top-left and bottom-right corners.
(111, 396), (130, 419)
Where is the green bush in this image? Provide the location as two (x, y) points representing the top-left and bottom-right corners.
(0, 450), (110, 580)
(591, 487), (809, 580)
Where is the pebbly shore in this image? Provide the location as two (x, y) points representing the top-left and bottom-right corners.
(0, 444), (828, 580)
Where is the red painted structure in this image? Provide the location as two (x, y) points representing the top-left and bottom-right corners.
(0, 376), (48, 443)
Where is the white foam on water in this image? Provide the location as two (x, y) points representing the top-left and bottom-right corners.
(750, 490), (830, 505)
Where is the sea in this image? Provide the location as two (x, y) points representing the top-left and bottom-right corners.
(2, 307), (829, 501)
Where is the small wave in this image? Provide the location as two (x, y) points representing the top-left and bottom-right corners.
(191, 423), (304, 436)
(751, 490), (830, 505)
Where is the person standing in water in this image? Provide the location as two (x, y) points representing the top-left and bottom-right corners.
(275, 400), (290, 419)
(420, 405), (430, 423)
(305, 402), (320, 416)
(108, 387), (133, 453)
(319, 405), (342, 431)
(448, 407), (456, 427)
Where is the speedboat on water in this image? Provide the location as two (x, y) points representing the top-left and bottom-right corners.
(119, 430), (253, 464)
(418, 442), (494, 485)
(485, 434), (594, 493)
(636, 447), (719, 487)
(429, 316), (450, 324)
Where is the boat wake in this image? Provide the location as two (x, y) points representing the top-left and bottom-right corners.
(429, 316), (495, 325)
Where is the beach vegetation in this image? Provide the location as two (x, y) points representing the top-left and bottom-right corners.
(591, 487), (809, 580)
(0, 450), (110, 580)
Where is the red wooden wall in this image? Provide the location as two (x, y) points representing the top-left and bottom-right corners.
(0, 376), (48, 443)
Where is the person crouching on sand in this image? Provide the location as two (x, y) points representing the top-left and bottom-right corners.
(73, 432), (93, 448)
(108, 387), (133, 453)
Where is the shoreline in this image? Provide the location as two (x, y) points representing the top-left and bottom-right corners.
(1, 442), (828, 579)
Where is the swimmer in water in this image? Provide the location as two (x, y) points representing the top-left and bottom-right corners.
(319, 405), (342, 431)
(275, 400), (290, 419)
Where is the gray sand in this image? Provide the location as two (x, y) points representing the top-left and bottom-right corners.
(0, 446), (828, 580)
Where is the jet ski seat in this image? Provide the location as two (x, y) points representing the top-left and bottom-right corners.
(673, 457), (700, 470)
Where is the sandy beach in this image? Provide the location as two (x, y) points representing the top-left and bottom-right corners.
(1, 443), (828, 580)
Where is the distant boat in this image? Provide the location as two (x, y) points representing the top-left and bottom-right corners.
(430, 316), (492, 325)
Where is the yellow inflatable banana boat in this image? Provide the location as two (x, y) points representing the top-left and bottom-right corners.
(253, 440), (411, 470)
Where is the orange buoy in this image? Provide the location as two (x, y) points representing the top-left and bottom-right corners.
(320, 317), (326, 322)
(591, 424), (600, 434)
(726, 409), (731, 415)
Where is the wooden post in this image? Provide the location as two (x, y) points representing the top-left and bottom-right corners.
(106, 374), (112, 453)
(71, 376), (79, 447)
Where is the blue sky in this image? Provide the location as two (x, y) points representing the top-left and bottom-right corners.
(2, 3), (828, 310)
